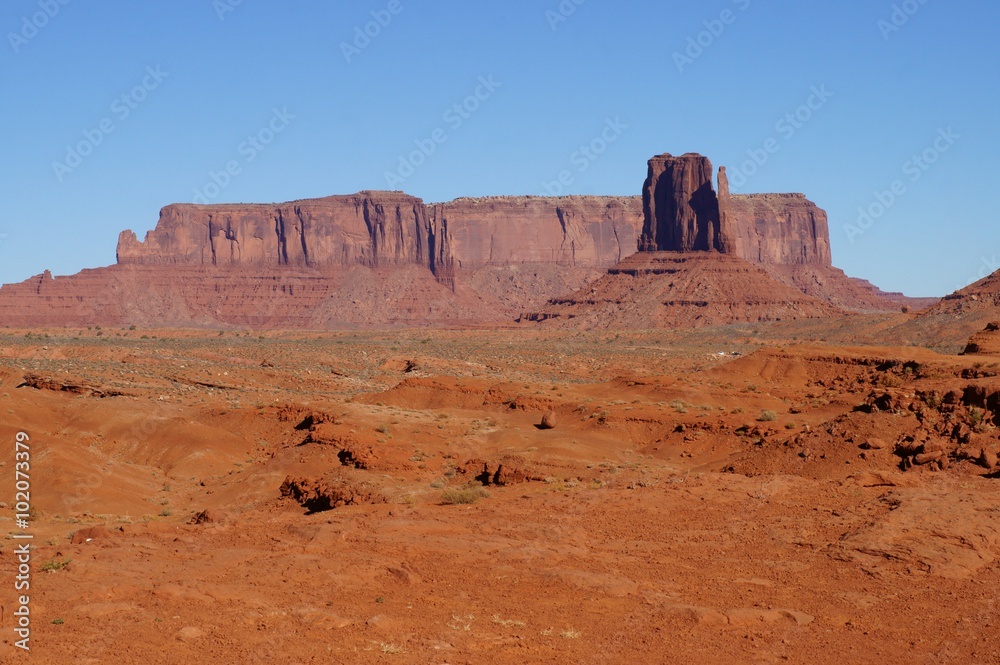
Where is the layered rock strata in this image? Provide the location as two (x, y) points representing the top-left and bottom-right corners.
(0, 152), (936, 328)
(117, 191), (455, 289)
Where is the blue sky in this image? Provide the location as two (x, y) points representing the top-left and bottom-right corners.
(1, 0), (996, 297)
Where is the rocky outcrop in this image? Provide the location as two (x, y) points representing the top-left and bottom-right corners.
(964, 323), (1000, 356)
(639, 154), (730, 253)
(430, 196), (642, 269)
(117, 191), (455, 288)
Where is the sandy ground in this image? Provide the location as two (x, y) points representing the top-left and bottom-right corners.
(0, 325), (999, 664)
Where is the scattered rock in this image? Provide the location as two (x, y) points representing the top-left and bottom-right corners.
(459, 456), (543, 486)
(386, 564), (421, 586)
(978, 449), (998, 470)
(17, 374), (121, 398)
(175, 627), (205, 641)
(914, 451), (943, 466)
(189, 509), (225, 525)
(862, 437), (887, 450)
(848, 471), (914, 488)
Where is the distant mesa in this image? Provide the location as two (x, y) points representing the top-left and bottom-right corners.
(636, 153), (831, 267)
(0, 151), (941, 329)
(116, 191), (456, 289)
(522, 153), (929, 328)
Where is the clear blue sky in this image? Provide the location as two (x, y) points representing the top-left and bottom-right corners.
(1, 0), (997, 297)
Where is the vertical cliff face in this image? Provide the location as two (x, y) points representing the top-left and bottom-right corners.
(116, 191), (455, 287)
(728, 194), (832, 267)
(429, 196), (643, 269)
(639, 153), (731, 253)
(636, 153), (830, 268)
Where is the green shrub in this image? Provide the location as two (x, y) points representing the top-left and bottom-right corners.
(40, 558), (71, 572)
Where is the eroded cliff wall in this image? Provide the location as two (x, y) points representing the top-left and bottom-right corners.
(728, 193), (832, 267)
(429, 196), (643, 269)
(116, 191), (454, 287)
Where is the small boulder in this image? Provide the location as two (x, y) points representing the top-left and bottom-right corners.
(539, 410), (557, 430)
(914, 451), (943, 466)
(978, 449), (998, 471)
(861, 437), (886, 450)
(190, 509), (225, 525)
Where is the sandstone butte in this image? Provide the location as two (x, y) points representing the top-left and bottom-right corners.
(525, 153), (937, 327)
(0, 152), (939, 329)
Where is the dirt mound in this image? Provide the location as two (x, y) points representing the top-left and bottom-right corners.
(523, 252), (842, 328)
(280, 471), (387, 513)
(458, 455), (544, 486)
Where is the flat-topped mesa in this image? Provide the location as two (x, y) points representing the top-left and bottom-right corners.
(116, 191), (455, 288)
(639, 153), (732, 253)
(637, 152), (831, 267)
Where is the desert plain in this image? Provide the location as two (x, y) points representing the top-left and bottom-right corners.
(1, 316), (999, 664)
